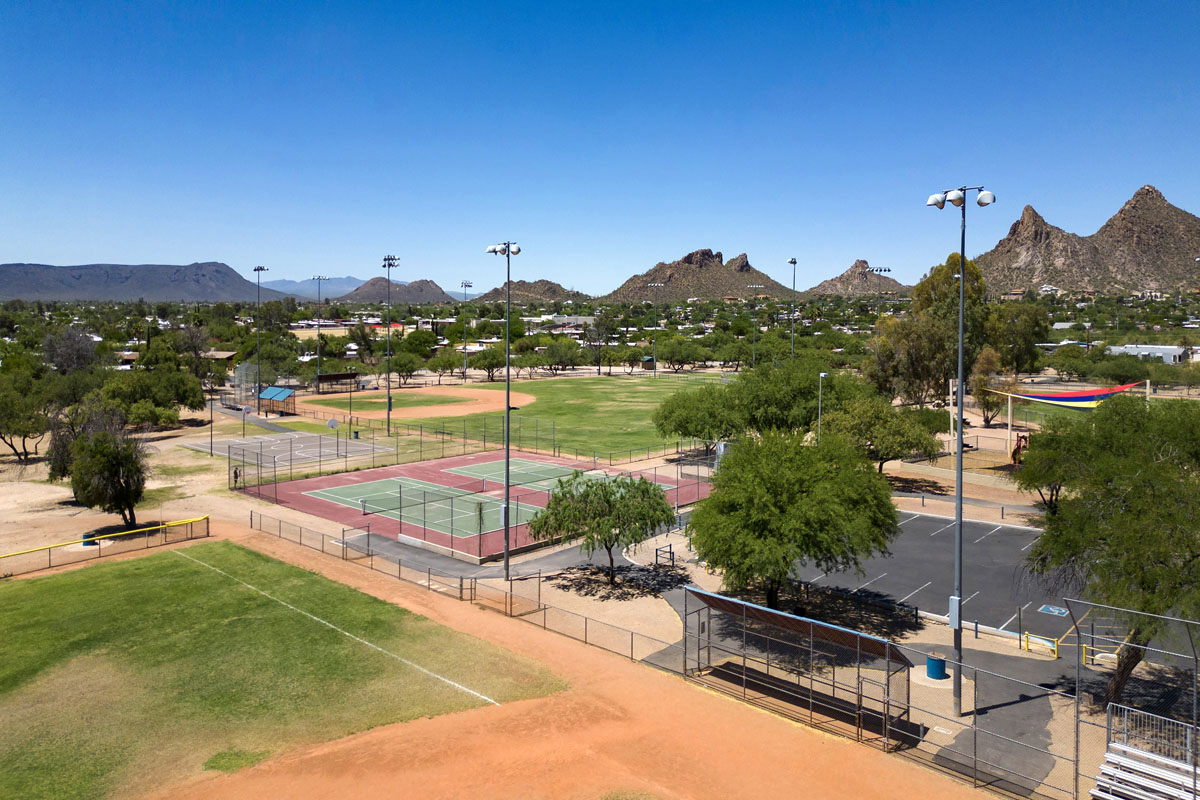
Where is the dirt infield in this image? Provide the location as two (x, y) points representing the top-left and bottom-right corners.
(293, 385), (537, 420)
(153, 527), (978, 800)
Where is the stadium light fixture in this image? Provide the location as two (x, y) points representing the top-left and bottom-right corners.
(787, 258), (798, 357)
(927, 185), (995, 718)
(817, 372), (828, 441)
(253, 266), (268, 414)
(382, 256), (398, 434)
(746, 284), (764, 366)
(311, 276), (329, 382)
(647, 282), (665, 375)
(460, 280), (474, 382)
(488, 241), (520, 581)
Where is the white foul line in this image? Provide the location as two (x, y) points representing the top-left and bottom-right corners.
(172, 549), (498, 706)
(897, 581), (933, 604)
(974, 525), (1003, 543)
(854, 572), (888, 592)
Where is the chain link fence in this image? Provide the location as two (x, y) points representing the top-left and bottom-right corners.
(1, 516), (211, 578)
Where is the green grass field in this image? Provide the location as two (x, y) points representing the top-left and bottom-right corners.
(305, 392), (470, 412)
(423, 376), (691, 454)
(0, 541), (563, 800)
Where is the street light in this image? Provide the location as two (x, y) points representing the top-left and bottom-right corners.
(382, 256), (398, 435)
(647, 282), (664, 375)
(927, 184), (995, 718)
(487, 241), (520, 581)
(787, 258), (798, 357)
(460, 280), (473, 383)
(866, 265), (891, 306)
(746, 284), (764, 366)
(253, 266), (267, 413)
(311, 276), (329, 388)
(817, 372), (828, 441)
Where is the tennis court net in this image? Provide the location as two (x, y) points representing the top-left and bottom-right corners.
(361, 477), (487, 516)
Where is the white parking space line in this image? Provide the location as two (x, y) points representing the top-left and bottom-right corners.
(810, 572), (827, 584)
(898, 515), (919, 525)
(897, 581), (932, 604)
(854, 572), (887, 592)
(929, 522), (956, 537)
(960, 590), (981, 605)
(1021, 538), (1038, 551)
(974, 525), (1003, 544)
(998, 602), (1034, 630)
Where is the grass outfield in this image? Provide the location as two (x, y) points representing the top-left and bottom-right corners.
(305, 392), (471, 412)
(423, 376), (691, 453)
(0, 541), (563, 800)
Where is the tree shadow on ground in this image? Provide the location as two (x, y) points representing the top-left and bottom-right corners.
(886, 475), (948, 496)
(548, 563), (692, 601)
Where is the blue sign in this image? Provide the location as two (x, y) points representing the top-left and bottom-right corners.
(1039, 604), (1069, 617)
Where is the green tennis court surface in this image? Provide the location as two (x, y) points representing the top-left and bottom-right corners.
(444, 457), (613, 491)
(303, 476), (543, 538)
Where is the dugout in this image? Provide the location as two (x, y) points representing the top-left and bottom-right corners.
(683, 587), (917, 750)
(313, 372), (359, 394)
(258, 386), (296, 416)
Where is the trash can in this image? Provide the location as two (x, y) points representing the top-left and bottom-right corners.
(926, 654), (948, 680)
(82, 531), (99, 547)
(352, 430), (359, 440)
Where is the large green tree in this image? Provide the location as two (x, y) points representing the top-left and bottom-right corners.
(70, 428), (148, 527)
(527, 473), (675, 584)
(652, 384), (742, 453)
(469, 346), (508, 381)
(1024, 395), (1200, 705)
(689, 432), (899, 609)
(823, 395), (941, 472)
(0, 370), (48, 463)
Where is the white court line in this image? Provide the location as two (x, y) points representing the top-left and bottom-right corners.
(929, 521), (956, 537)
(172, 549), (498, 706)
(998, 602), (1034, 631)
(897, 581), (933, 603)
(960, 590), (981, 605)
(854, 572), (888, 592)
(974, 525), (1003, 544)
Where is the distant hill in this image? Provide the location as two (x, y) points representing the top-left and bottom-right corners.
(262, 276), (371, 299)
(802, 259), (909, 297)
(976, 185), (1200, 294)
(334, 277), (456, 304)
(475, 279), (590, 305)
(600, 249), (790, 303)
(0, 262), (292, 302)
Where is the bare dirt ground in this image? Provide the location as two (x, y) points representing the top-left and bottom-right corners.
(293, 384), (538, 420)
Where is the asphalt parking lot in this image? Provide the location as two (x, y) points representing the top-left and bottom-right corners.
(790, 511), (1074, 642)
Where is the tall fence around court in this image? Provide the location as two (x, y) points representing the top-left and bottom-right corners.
(0, 517), (211, 578)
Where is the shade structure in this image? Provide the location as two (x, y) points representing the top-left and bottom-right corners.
(989, 381), (1142, 409)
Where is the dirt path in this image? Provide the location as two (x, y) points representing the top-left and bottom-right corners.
(151, 526), (979, 800)
(293, 385), (538, 420)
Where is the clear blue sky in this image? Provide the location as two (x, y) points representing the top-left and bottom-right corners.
(2, 1), (1197, 295)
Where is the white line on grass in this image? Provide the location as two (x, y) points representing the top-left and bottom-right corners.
(171, 549), (499, 706)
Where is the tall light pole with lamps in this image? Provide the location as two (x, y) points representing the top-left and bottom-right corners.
(311, 276), (329, 387)
(253, 266), (267, 413)
(817, 371), (828, 441)
(460, 280), (473, 382)
(487, 241), (520, 581)
(786, 258), (798, 357)
(746, 284), (763, 366)
(926, 185), (996, 717)
(382, 256), (397, 435)
(646, 282), (664, 375)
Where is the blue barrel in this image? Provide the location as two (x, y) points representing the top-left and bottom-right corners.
(82, 531), (99, 547)
(926, 655), (947, 680)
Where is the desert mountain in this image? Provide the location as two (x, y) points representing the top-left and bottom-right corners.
(476, 279), (590, 305)
(600, 249), (790, 303)
(802, 259), (909, 297)
(334, 277), (455, 305)
(0, 262), (292, 302)
(263, 276), (372, 299)
(975, 186), (1200, 294)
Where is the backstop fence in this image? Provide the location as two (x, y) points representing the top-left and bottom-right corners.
(0, 516), (212, 578)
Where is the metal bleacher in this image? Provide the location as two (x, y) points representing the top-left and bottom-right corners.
(1092, 742), (1198, 800)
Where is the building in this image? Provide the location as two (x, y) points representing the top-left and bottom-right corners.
(1106, 344), (1186, 364)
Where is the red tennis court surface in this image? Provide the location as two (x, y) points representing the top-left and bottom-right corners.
(256, 450), (711, 562)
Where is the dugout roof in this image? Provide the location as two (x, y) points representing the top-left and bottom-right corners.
(258, 387), (295, 401)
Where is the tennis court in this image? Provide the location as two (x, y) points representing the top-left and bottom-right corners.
(445, 457), (616, 491)
(303, 475), (542, 538)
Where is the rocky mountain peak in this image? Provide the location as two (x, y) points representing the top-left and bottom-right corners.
(727, 253), (752, 272)
(679, 249), (721, 267)
(801, 259), (909, 297)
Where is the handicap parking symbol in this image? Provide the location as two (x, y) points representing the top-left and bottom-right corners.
(1038, 604), (1069, 617)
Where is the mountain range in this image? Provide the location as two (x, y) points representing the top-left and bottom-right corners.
(975, 185), (1200, 294)
(262, 276), (369, 299)
(599, 249), (791, 303)
(0, 262), (293, 302)
(475, 279), (590, 305)
(333, 277), (457, 305)
(801, 259), (909, 297)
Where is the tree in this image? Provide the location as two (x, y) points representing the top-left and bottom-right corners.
(47, 392), (126, 492)
(70, 428), (147, 527)
(623, 347), (644, 374)
(1024, 396), (1200, 705)
(514, 351), (543, 379)
(426, 352), (460, 385)
(42, 327), (98, 374)
(823, 395), (941, 472)
(1048, 344), (1087, 382)
(731, 358), (870, 435)
(689, 432), (899, 609)
(392, 351), (423, 385)
(969, 346), (1007, 427)
(469, 346), (508, 381)
(527, 473), (674, 584)
(0, 370), (48, 463)
(401, 329), (438, 357)
(652, 384), (742, 453)
(656, 336), (703, 372)
(986, 303), (1048, 375)
(543, 340), (580, 374)
(348, 322), (375, 359)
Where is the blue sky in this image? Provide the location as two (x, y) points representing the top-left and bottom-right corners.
(2, 1), (1197, 295)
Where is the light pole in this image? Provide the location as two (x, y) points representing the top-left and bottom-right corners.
(647, 282), (664, 375)
(747, 284), (763, 367)
(253, 266), (267, 413)
(926, 184), (995, 717)
(787, 258), (798, 357)
(817, 372), (828, 441)
(312, 275), (329, 389)
(487, 241), (520, 581)
(382, 256), (397, 435)
(460, 280), (473, 383)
